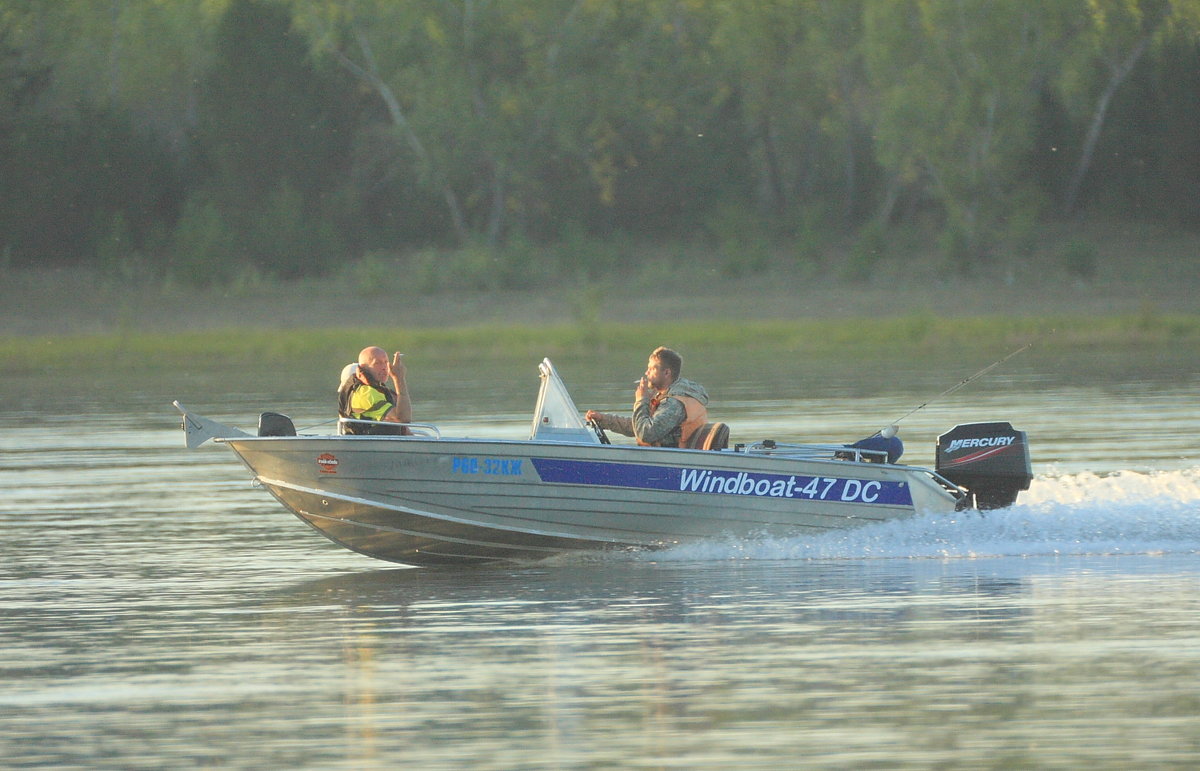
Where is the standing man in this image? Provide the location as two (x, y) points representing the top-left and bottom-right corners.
(338, 346), (412, 434)
(585, 346), (709, 447)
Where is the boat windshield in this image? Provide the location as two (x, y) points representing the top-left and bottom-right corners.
(530, 358), (599, 443)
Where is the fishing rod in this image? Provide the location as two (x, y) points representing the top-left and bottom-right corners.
(886, 332), (1051, 430)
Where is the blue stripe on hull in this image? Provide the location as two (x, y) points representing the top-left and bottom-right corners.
(531, 457), (913, 507)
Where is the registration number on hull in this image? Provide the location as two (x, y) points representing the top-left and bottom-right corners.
(451, 457), (524, 476)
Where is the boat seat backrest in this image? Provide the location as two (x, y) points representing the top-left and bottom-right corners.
(338, 418), (409, 436)
(687, 421), (730, 451)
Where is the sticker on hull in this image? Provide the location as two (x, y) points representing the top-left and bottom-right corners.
(531, 458), (912, 506)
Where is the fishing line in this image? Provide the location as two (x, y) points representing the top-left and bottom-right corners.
(888, 330), (1052, 428)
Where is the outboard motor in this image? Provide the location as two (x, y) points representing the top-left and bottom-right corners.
(936, 422), (1032, 510)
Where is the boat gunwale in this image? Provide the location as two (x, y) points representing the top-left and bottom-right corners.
(222, 430), (968, 513)
(218, 431), (911, 468)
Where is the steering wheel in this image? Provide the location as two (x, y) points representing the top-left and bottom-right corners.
(587, 419), (611, 445)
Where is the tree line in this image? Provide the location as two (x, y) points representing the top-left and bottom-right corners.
(2, 0), (1198, 286)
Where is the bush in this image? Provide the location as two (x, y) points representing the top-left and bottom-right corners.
(350, 252), (401, 295)
(1060, 239), (1099, 280)
(793, 204), (833, 266)
(938, 220), (976, 275)
(843, 220), (888, 282)
(705, 203), (772, 278)
(496, 236), (557, 290)
(169, 197), (239, 287)
(246, 181), (342, 279)
(405, 243), (502, 293)
(556, 224), (631, 280)
(95, 213), (155, 287)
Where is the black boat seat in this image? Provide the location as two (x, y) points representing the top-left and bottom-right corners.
(258, 412), (296, 437)
(687, 422), (730, 451)
(338, 418), (410, 436)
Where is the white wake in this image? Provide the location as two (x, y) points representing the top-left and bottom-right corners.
(638, 467), (1200, 562)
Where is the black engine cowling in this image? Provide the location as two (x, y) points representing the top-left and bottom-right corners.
(935, 422), (1032, 510)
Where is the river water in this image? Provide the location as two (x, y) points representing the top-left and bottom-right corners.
(2, 347), (1199, 769)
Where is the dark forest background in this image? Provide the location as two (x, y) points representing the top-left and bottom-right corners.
(2, 0), (1198, 289)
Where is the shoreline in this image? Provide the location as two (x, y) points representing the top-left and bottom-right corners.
(3, 313), (1197, 374)
(4, 219), (1197, 341)
(3, 257), (1197, 339)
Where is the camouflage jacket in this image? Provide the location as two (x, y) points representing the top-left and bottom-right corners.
(592, 377), (709, 447)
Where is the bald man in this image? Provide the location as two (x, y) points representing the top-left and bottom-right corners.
(337, 346), (412, 434)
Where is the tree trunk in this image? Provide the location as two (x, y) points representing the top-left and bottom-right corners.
(465, 22), (505, 248)
(334, 28), (470, 244)
(1063, 33), (1151, 216)
(759, 112), (786, 215)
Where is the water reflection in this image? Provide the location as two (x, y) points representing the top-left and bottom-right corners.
(276, 562), (1037, 660)
(257, 561), (1039, 767)
(191, 557), (1196, 769)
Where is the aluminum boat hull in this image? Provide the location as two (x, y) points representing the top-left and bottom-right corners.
(221, 435), (959, 566)
(175, 358), (1014, 568)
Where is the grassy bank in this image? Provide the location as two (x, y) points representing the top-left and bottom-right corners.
(3, 219), (1197, 374)
(5, 312), (1198, 375)
(4, 220), (1200, 340)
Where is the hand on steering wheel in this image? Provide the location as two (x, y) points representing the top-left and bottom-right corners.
(587, 418), (611, 445)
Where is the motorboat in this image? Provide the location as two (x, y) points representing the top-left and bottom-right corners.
(174, 359), (1032, 567)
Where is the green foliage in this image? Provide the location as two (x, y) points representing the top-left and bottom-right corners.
(170, 196), (238, 287)
(186, 0), (354, 281)
(938, 218), (978, 276)
(792, 204), (835, 266)
(866, 0), (1056, 274)
(96, 213), (134, 277)
(1061, 239), (1100, 280)
(407, 243), (517, 293)
(7, 314), (1199, 376)
(843, 220), (889, 283)
(4, 0), (1200, 286)
(243, 180), (342, 278)
(555, 224), (634, 281)
(349, 252), (400, 296)
(1002, 191), (1046, 257)
(0, 104), (179, 268)
(496, 235), (558, 290)
(705, 203), (773, 278)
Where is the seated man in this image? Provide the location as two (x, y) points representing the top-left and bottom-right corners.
(585, 346), (709, 448)
(337, 346), (412, 435)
